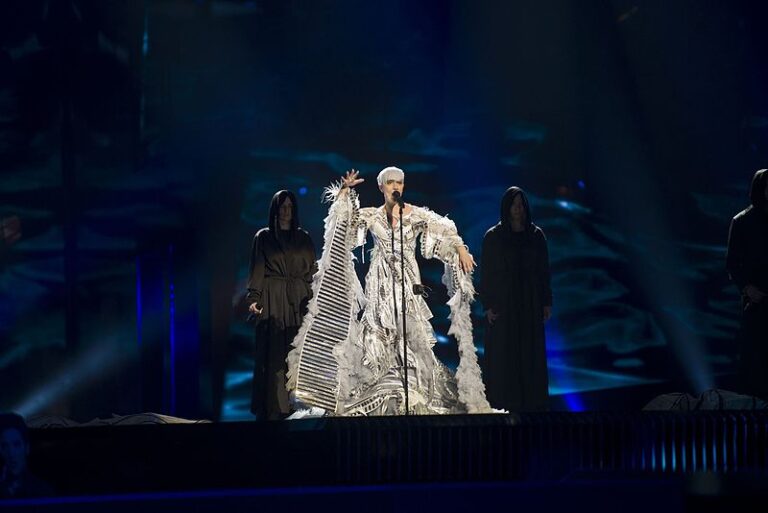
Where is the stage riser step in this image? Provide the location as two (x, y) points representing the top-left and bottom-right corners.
(29, 412), (768, 495)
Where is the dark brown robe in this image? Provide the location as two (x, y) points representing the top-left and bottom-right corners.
(247, 227), (316, 419)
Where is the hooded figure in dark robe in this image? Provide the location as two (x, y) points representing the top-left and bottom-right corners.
(480, 187), (552, 411)
(247, 190), (317, 419)
(726, 169), (768, 399)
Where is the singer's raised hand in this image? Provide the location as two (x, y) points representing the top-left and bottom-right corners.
(341, 169), (364, 190)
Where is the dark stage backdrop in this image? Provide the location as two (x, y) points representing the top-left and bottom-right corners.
(1, 0), (766, 421)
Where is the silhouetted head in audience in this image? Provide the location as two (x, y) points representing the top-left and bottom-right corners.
(0, 413), (54, 498)
(0, 413), (29, 480)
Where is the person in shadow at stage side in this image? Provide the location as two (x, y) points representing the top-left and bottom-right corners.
(0, 413), (53, 498)
(726, 169), (768, 400)
(247, 190), (317, 420)
(480, 187), (552, 412)
(0, 215), (22, 266)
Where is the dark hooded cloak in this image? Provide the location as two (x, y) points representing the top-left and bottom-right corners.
(479, 187), (552, 411)
(726, 169), (768, 399)
(247, 190), (317, 419)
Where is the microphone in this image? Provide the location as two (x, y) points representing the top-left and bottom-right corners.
(392, 190), (404, 207)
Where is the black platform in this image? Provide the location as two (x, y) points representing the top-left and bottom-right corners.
(24, 412), (768, 498)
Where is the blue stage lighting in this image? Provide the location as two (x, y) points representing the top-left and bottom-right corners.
(562, 393), (586, 412)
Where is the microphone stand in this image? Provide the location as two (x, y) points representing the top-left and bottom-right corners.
(389, 215), (402, 412)
(398, 200), (409, 415)
(389, 195), (410, 415)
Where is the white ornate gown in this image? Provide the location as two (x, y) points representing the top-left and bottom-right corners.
(286, 185), (491, 416)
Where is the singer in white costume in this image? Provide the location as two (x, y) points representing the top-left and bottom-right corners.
(286, 167), (492, 416)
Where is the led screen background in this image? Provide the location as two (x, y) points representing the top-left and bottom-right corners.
(1, 0), (766, 420)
